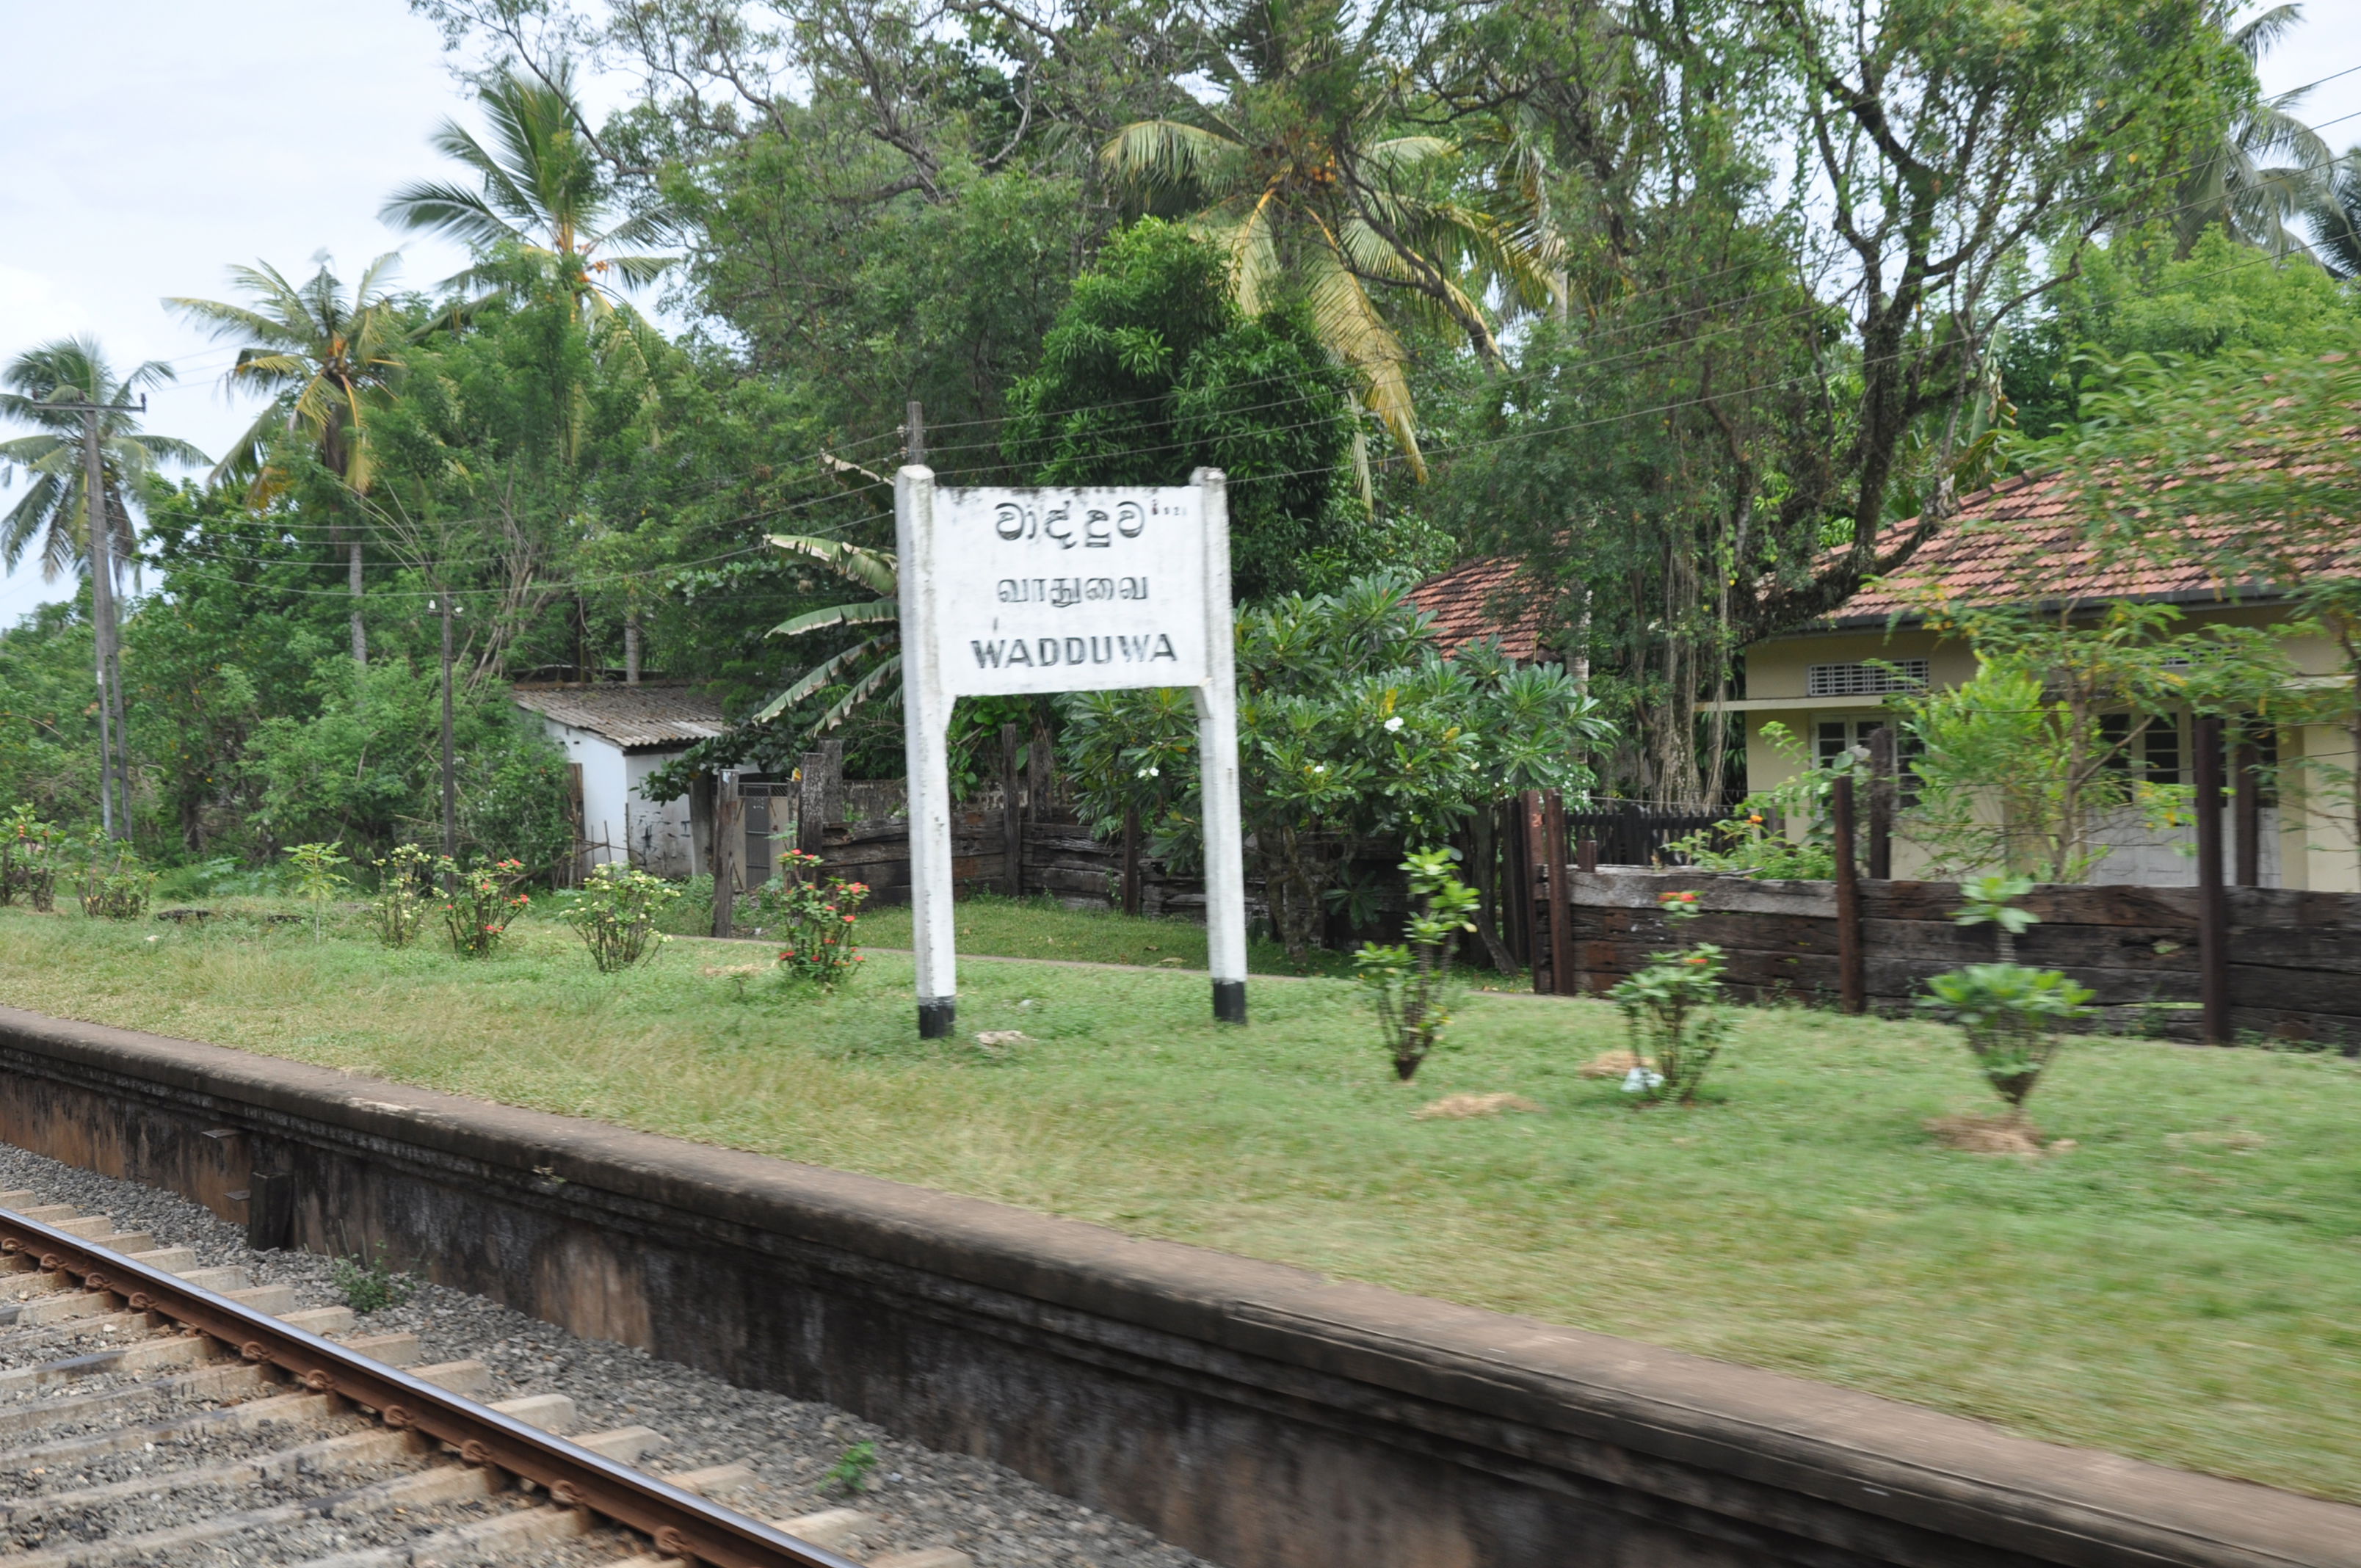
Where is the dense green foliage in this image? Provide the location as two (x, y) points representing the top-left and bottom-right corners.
(1, 0), (2351, 864)
(1062, 576), (1609, 959)
(1001, 221), (1364, 602)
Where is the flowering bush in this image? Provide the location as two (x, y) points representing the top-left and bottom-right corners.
(562, 863), (680, 972)
(1606, 890), (1730, 1105)
(760, 850), (871, 987)
(435, 856), (529, 958)
(368, 844), (433, 948)
(1, 805), (59, 912)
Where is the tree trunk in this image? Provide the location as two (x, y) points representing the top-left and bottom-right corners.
(348, 537), (367, 664)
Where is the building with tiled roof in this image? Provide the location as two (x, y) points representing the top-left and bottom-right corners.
(1723, 470), (2360, 891)
(1406, 556), (1556, 661)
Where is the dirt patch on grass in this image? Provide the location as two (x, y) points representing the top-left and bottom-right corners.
(1926, 1113), (2076, 1158)
(1577, 1050), (1650, 1080)
(1415, 1092), (1543, 1120)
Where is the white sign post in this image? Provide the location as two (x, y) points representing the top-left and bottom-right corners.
(896, 465), (1247, 1037)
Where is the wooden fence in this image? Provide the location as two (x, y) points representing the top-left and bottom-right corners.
(1530, 868), (2361, 1048)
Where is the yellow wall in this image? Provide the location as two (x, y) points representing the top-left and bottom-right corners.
(1728, 603), (2359, 892)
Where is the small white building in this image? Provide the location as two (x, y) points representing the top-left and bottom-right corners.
(512, 685), (730, 879)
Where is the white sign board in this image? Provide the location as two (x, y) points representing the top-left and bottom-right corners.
(932, 487), (1209, 695)
(897, 468), (1247, 1037)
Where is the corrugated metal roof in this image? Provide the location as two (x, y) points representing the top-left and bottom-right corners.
(511, 684), (731, 751)
(1406, 556), (1554, 660)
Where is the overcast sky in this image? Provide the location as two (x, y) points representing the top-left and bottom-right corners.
(3, 1), (2359, 628)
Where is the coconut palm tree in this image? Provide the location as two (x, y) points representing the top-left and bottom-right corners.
(2302, 144), (2361, 277)
(1101, 0), (1562, 476)
(1, 337), (207, 837)
(166, 253), (410, 498)
(381, 59), (672, 320)
(2172, 4), (2333, 258)
(0, 337), (205, 581)
(166, 254), (413, 661)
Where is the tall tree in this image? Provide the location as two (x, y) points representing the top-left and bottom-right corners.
(167, 254), (413, 662)
(1437, 0), (2248, 803)
(1103, 0), (1562, 473)
(2171, 3), (2331, 259)
(0, 338), (203, 579)
(1, 337), (207, 838)
(382, 59), (674, 319)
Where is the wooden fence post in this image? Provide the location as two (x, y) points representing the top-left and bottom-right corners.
(797, 738), (845, 867)
(1577, 838), (1599, 874)
(1830, 773), (1865, 1015)
(711, 774), (742, 939)
(1000, 722), (1024, 897)
(1867, 727), (1895, 881)
(1121, 809), (1143, 916)
(2194, 714), (2230, 1044)
(2233, 729), (2261, 888)
(1529, 788), (1548, 987)
(1544, 789), (1575, 996)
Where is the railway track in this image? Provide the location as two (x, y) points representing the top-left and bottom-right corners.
(0, 1202), (966, 1568)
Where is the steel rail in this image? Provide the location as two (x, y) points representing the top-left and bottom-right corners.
(0, 1208), (862, 1568)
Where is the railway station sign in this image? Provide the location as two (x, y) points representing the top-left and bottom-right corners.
(895, 468), (1247, 1037)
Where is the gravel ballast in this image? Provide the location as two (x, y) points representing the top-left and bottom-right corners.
(0, 1141), (1211, 1568)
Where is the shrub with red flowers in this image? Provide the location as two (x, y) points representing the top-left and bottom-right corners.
(435, 856), (530, 959)
(1605, 889), (1730, 1105)
(760, 849), (872, 988)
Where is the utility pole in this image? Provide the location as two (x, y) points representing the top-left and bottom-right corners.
(906, 399), (925, 465)
(436, 595), (459, 863)
(61, 397), (142, 840)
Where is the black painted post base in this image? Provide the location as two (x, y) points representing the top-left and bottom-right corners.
(1212, 980), (1247, 1026)
(918, 998), (956, 1039)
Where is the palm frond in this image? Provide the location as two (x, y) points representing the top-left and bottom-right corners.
(426, 113), (548, 228)
(1100, 120), (1242, 193)
(381, 179), (526, 250)
(1299, 247), (1423, 479)
(766, 533), (899, 595)
(593, 252), (676, 290)
(810, 653), (903, 733)
(752, 636), (899, 722)
(769, 600), (899, 639)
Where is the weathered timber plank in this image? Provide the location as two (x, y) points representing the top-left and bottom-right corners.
(2227, 966), (2361, 1017)
(2225, 928), (2361, 976)
(1570, 870), (1835, 918)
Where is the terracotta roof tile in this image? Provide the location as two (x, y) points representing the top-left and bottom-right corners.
(511, 683), (730, 751)
(1407, 557), (1554, 660)
(1833, 460), (2360, 627)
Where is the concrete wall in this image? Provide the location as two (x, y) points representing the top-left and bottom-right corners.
(533, 716), (699, 877)
(0, 1006), (2354, 1568)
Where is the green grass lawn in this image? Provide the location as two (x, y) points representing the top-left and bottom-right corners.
(1, 899), (2357, 1501)
(855, 894), (1360, 977)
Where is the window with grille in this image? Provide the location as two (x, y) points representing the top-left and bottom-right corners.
(2098, 713), (2184, 785)
(1816, 717), (1922, 804)
(1806, 658), (1929, 697)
